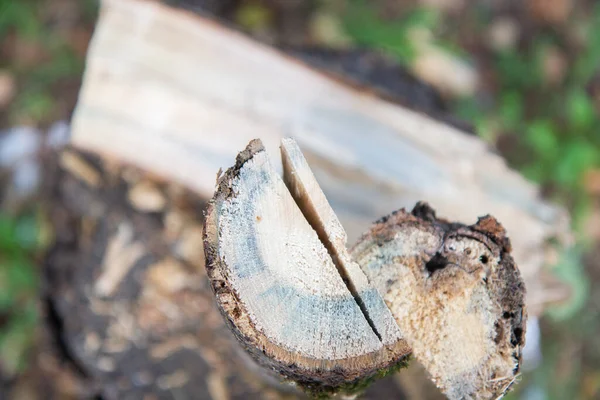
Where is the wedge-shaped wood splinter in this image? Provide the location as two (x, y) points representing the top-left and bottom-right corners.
(204, 138), (527, 399)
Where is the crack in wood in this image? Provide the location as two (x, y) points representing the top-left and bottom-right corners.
(281, 139), (385, 342)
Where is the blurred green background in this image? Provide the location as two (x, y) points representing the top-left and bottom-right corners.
(0, 0), (599, 398)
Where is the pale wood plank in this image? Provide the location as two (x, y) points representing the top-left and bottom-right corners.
(71, 0), (571, 315)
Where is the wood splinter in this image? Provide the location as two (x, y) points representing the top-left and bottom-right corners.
(203, 138), (526, 399)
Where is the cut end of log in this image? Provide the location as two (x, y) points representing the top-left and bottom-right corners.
(204, 139), (527, 399)
(203, 138), (410, 395)
(352, 203), (526, 400)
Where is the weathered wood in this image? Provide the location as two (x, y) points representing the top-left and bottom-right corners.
(49, 0), (567, 397)
(206, 138), (526, 399)
(352, 205), (526, 399)
(203, 139), (409, 396)
(280, 138), (402, 347)
(71, 0), (571, 317)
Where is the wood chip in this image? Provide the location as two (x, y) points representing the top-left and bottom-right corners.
(59, 150), (102, 187)
(128, 180), (167, 212)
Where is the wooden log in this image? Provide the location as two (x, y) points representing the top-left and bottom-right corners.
(352, 206), (525, 399)
(205, 138), (526, 399)
(71, 0), (571, 318)
(204, 138), (409, 395)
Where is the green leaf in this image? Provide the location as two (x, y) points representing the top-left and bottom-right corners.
(15, 213), (40, 250)
(566, 89), (596, 131)
(11, 90), (54, 123)
(0, 1), (41, 39)
(546, 247), (589, 321)
(0, 307), (37, 376)
(25, 45), (83, 86)
(453, 96), (483, 121)
(571, 4), (600, 82)
(342, 1), (425, 62)
(235, 3), (273, 32)
(0, 216), (19, 252)
(554, 140), (599, 187)
(403, 7), (440, 30)
(525, 120), (559, 160)
(495, 49), (541, 89)
(499, 91), (524, 130)
(8, 256), (38, 296)
(522, 163), (545, 183)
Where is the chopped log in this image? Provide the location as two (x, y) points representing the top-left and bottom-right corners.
(204, 139), (409, 396)
(204, 138), (526, 399)
(352, 206), (525, 399)
(72, 0), (571, 318)
(284, 138), (525, 397)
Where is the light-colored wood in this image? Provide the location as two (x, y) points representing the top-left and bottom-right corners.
(71, 0), (571, 315)
(280, 138), (402, 347)
(206, 139), (526, 399)
(203, 139), (410, 394)
(351, 209), (526, 400)
(216, 144), (380, 360)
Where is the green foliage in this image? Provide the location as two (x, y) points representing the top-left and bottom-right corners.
(498, 90), (524, 131)
(11, 91), (54, 123)
(342, 0), (441, 62)
(235, 2), (273, 33)
(572, 4), (600, 84)
(547, 247), (590, 321)
(0, 0), (97, 383)
(0, 0), (93, 124)
(0, 212), (42, 377)
(494, 49), (543, 90)
(0, 0), (41, 39)
(525, 120), (559, 160)
(566, 89), (597, 131)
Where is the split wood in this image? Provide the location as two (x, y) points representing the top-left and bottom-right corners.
(204, 138), (526, 399)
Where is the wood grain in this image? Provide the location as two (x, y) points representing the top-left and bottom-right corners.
(42, 145), (413, 399)
(203, 139), (410, 395)
(205, 139), (526, 399)
(280, 138), (402, 347)
(352, 205), (526, 399)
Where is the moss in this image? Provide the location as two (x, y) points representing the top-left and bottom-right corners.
(300, 354), (412, 399)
